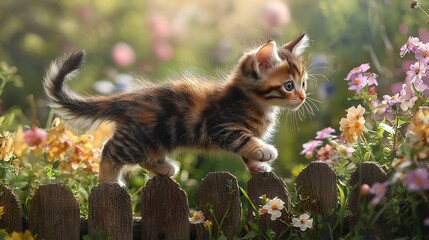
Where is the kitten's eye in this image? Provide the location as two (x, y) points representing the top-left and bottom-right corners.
(302, 81), (306, 88)
(284, 81), (294, 91)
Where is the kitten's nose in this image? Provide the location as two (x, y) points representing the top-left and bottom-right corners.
(298, 91), (306, 101)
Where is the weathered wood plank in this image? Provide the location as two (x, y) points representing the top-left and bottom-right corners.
(195, 172), (240, 239)
(348, 162), (389, 240)
(29, 184), (80, 240)
(88, 183), (132, 240)
(141, 175), (189, 240)
(246, 171), (289, 236)
(295, 161), (337, 237)
(0, 185), (23, 232)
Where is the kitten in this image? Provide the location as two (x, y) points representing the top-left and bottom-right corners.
(43, 33), (310, 183)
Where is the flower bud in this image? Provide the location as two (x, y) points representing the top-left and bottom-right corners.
(360, 183), (371, 196)
(411, 1), (418, 9)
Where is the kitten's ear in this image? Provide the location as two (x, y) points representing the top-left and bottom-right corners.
(283, 33), (310, 56)
(254, 40), (281, 77)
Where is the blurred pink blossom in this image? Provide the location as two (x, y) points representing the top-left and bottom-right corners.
(404, 168), (429, 192)
(348, 73), (368, 94)
(153, 41), (173, 61)
(149, 14), (171, 39)
(263, 1), (291, 28)
(370, 182), (388, 206)
(111, 42), (135, 67)
(24, 127), (48, 146)
(424, 217), (429, 226)
(398, 24), (408, 34)
(419, 28), (429, 42)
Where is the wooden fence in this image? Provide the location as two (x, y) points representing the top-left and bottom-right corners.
(0, 161), (395, 239)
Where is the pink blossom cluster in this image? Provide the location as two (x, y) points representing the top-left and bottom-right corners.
(300, 127), (355, 162)
(381, 36), (429, 111)
(344, 63), (378, 94)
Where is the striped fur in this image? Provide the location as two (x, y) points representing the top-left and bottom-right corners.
(43, 34), (310, 183)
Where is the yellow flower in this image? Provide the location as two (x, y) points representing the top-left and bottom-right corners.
(411, 108), (429, 145)
(5, 230), (35, 240)
(0, 131), (15, 161)
(0, 206), (4, 220)
(12, 126), (27, 158)
(339, 105), (366, 142)
(203, 220), (213, 230)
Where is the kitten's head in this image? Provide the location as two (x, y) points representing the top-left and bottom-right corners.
(235, 33), (310, 110)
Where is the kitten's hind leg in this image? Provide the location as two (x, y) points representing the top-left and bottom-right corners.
(139, 150), (179, 177)
(99, 157), (124, 184)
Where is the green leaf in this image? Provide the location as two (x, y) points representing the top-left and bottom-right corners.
(217, 234), (227, 240)
(53, 160), (60, 169)
(11, 181), (28, 189)
(1, 112), (15, 130)
(241, 230), (258, 239)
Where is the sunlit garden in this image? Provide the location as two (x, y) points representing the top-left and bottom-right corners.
(1, 0), (429, 239)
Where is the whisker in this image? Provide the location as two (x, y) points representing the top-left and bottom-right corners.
(309, 73), (330, 82)
(306, 98), (321, 112)
(303, 101), (315, 117)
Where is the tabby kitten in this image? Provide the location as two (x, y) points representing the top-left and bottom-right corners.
(43, 33), (310, 183)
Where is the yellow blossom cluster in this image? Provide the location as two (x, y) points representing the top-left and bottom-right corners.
(339, 105), (366, 142)
(62, 134), (101, 174)
(409, 108), (429, 160)
(0, 132), (15, 161)
(45, 118), (74, 161)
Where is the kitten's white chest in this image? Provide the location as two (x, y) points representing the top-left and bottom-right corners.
(260, 107), (280, 141)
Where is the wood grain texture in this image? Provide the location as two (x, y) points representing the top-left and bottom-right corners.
(295, 161), (337, 237)
(88, 183), (133, 240)
(348, 162), (389, 240)
(141, 175), (189, 240)
(29, 184), (80, 240)
(0, 185), (23, 232)
(246, 171), (289, 235)
(195, 172), (240, 240)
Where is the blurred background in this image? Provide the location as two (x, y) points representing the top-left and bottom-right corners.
(0, 0), (425, 187)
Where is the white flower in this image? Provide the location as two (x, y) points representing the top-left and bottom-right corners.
(292, 213), (313, 231)
(189, 210), (204, 224)
(262, 197), (285, 221)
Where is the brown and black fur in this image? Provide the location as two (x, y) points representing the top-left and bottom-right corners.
(43, 33), (310, 183)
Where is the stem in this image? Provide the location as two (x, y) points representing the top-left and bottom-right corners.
(417, 5), (429, 20)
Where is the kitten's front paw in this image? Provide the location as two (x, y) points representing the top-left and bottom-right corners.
(253, 144), (278, 162)
(245, 160), (272, 173)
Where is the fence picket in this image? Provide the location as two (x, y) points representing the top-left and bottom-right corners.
(348, 162), (389, 239)
(141, 175), (189, 240)
(246, 171), (290, 236)
(195, 172), (240, 239)
(88, 183), (133, 240)
(29, 184), (80, 240)
(0, 185), (23, 232)
(295, 161), (337, 237)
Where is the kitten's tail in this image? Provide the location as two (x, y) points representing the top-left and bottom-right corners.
(43, 50), (114, 131)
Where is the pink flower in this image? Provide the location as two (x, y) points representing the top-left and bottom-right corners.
(345, 63), (370, 81)
(315, 127), (336, 140)
(300, 140), (323, 155)
(407, 62), (427, 83)
(398, 83), (418, 111)
(111, 42), (135, 67)
(149, 14), (171, 39)
(365, 72), (378, 86)
(370, 182), (388, 206)
(404, 168), (429, 192)
(382, 94), (400, 107)
(317, 144), (333, 160)
(400, 36), (420, 57)
(416, 42), (429, 63)
(348, 73), (368, 93)
(24, 127), (48, 146)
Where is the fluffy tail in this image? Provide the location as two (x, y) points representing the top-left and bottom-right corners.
(43, 50), (114, 131)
